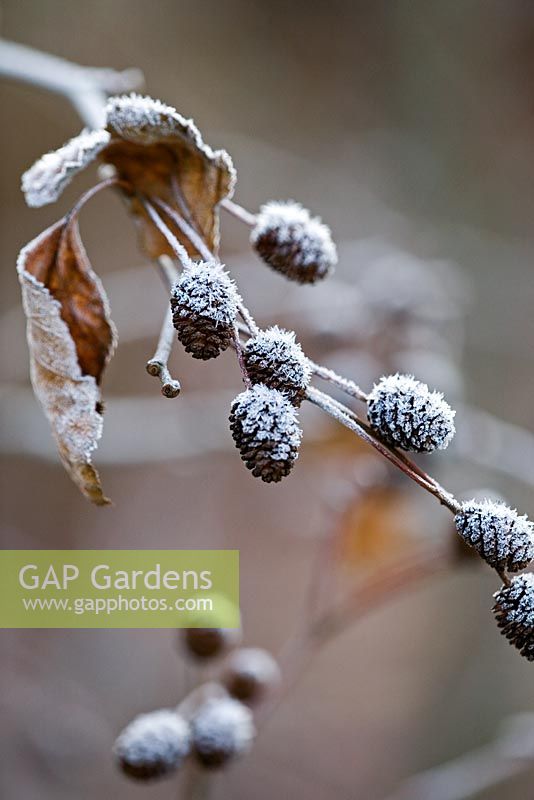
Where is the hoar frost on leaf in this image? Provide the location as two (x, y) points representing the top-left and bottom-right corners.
(243, 326), (311, 405)
(105, 94), (236, 180)
(455, 499), (534, 573)
(21, 129), (111, 208)
(21, 93), (236, 259)
(114, 709), (191, 781)
(102, 94), (236, 259)
(494, 574), (534, 661)
(17, 216), (116, 505)
(367, 373), (456, 453)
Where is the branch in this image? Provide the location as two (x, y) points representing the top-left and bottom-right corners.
(383, 713), (534, 800)
(0, 38), (144, 128)
(146, 306), (181, 398)
(306, 386), (460, 513)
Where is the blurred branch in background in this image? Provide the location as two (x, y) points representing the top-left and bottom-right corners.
(384, 713), (534, 800)
(0, 38), (144, 127)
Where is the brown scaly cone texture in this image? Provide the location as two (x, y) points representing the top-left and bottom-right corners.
(17, 216), (117, 505)
(102, 95), (236, 259)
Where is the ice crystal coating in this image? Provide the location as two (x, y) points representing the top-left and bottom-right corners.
(191, 698), (255, 768)
(170, 261), (239, 359)
(105, 93), (235, 188)
(455, 500), (534, 572)
(182, 627), (241, 660)
(251, 201), (337, 284)
(223, 647), (281, 703)
(367, 373), (456, 452)
(21, 129), (111, 207)
(243, 326), (311, 405)
(229, 384), (302, 482)
(494, 574), (534, 661)
(114, 709), (191, 781)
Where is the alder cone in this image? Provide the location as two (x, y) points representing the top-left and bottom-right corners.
(455, 500), (534, 573)
(229, 385), (302, 483)
(243, 326), (310, 406)
(251, 201), (337, 284)
(172, 312), (233, 360)
(170, 261), (238, 360)
(182, 627), (238, 660)
(493, 574), (534, 661)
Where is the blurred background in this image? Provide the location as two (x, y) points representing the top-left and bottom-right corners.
(1, 1), (534, 798)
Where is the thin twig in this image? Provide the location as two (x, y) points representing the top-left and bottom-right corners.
(146, 306), (181, 398)
(141, 198), (194, 269)
(382, 713), (534, 800)
(153, 198), (260, 336)
(258, 541), (453, 730)
(306, 386), (460, 513)
(311, 542), (452, 644)
(153, 197), (212, 262)
(308, 360), (369, 402)
(221, 197), (257, 226)
(232, 323), (252, 388)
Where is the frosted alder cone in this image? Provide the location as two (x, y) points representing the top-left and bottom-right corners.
(191, 697), (255, 769)
(243, 326), (311, 405)
(222, 647), (281, 704)
(455, 500), (534, 573)
(182, 627), (241, 661)
(229, 384), (302, 482)
(171, 261), (239, 359)
(367, 373), (456, 453)
(114, 710), (191, 781)
(251, 201), (337, 284)
(493, 574), (534, 661)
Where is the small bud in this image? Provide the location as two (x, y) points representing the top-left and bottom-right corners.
(229, 384), (302, 482)
(114, 709), (190, 781)
(21, 129), (111, 207)
(243, 326), (311, 405)
(367, 373), (455, 452)
(171, 261), (239, 360)
(493, 574), (534, 661)
(455, 500), (534, 573)
(222, 648), (281, 704)
(191, 698), (255, 769)
(182, 627), (241, 661)
(251, 201), (337, 284)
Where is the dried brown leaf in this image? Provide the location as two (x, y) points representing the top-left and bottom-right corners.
(102, 95), (235, 259)
(17, 217), (117, 505)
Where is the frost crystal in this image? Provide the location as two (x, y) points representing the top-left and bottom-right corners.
(223, 647), (281, 703)
(367, 373), (456, 452)
(114, 709), (191, 781)
(229, 384), (302, 482)
(455, 499), (534, 572)
(244, 326), (311, 405)
(105, 93), (235, 189)
(21, 129), (111, 207)
(171, 261), (240, 359)
(251, 201), (337, 284)
(494, 573), (534, 661)
(191, 697), (255, 768)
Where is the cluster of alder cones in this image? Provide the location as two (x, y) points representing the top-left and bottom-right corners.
(17, 92), (534, 672)
(114, 623), (279, 781)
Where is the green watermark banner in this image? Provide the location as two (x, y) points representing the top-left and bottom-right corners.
(0, 550), (239, 628)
